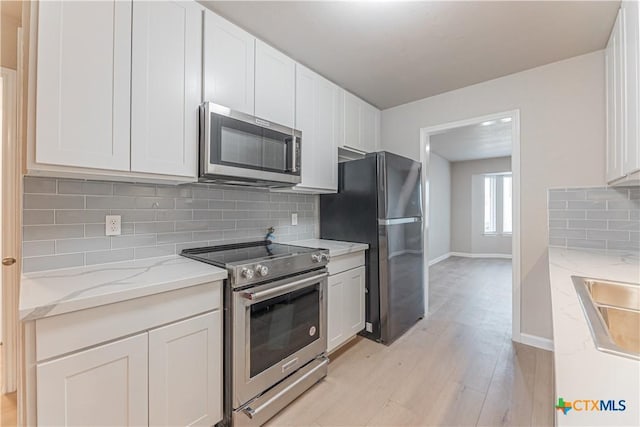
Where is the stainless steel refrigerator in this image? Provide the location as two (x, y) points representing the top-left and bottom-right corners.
(320, 151), (424, 344)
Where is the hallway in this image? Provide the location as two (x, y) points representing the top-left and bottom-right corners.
(268, 256), (554, 426)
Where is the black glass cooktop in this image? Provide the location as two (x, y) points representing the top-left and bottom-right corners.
(181, 240), (317, 267)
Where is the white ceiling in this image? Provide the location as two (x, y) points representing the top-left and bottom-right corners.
(202, 1), (619, 109)
(430, 119), (512, 162)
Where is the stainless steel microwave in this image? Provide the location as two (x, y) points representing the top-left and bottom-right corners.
(199, 102), (301, 187)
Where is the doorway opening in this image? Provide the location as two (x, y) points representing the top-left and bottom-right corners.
(419, 111), (521, 342)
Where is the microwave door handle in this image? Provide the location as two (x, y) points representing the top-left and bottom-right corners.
(241, 272), (327, 302)
(290, 136), (299, 173)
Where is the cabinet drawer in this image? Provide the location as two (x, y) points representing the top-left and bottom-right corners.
(36, 281), (221, 362)
(328, 251), (365, 275)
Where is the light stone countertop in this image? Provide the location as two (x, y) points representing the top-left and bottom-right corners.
(548, 247), (640, 426)
(285, 238), (369, 257)
(20, 255), (227, 321)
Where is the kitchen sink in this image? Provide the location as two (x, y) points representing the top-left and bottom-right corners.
(572, 276), (640, 360)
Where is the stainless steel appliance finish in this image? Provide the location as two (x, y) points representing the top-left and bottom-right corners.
(200, 102), (302, 187)
(180, 241), (329, 426)
(572, 276), (640, 360)
(181, 241), (329, 288)
(320, 151), (425, 344)
(233, 269), (328, 409)
(233, 356), (328, 427)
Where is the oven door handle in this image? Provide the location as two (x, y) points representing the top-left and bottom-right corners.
(241, 272), (328, 303)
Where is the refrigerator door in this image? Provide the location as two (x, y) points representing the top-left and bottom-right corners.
(377, 152), (423, 219)
(378, 218), (425, 343)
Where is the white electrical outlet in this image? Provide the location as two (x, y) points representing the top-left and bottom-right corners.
(105, 215), (121, 236)
(291, 213), (298, 226)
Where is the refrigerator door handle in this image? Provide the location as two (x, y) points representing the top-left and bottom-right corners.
(377, 217), (422, 226)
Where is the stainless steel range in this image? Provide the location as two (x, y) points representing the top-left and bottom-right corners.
(181, 241), (330, 426)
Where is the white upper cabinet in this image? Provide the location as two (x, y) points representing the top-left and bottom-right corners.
(315, 77), (340, 191)
(130, 0), (202, 178)
(605, 15), (622, 183)
(342, 91), (380, 154)
(606, 3), (640, 184)
(344, 91), (363, 152)
(203, 10), (255, 115)
(294, 65), (338, 193)
(360, 101), (379, 153)
(35, 0), (132, 171)
(295, 65), (317, 187)
(255, 40), (296, 128)
(623, 0), (640, 176)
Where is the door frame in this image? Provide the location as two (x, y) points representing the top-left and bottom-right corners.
(419, 109), (522, 343)
(2, 65), (20, 393)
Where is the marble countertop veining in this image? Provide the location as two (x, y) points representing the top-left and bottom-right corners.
(20, 255), (227, 321)
(548, 247), (640, 426)
(285, 238), (369, 257)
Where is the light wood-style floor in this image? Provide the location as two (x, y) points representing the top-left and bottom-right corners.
(0, 344), (18, 427)
(267, 257), (554, 427)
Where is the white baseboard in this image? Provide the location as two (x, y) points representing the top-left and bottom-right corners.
(428, 252), (452, 266)
(518, 333), (554, 351)
(449, 252), (512, 259)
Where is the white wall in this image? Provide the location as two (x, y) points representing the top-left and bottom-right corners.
(428, 152), (451, 261)
(381, 51), (606, 340)
(451, 156), (512, 255)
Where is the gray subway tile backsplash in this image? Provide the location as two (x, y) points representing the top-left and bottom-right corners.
(548, 187), (639, 252)
(22, 177), (319, 272)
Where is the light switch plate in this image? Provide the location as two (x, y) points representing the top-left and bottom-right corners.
(291, 213), (298, 226)
(105, 215), (121, 236)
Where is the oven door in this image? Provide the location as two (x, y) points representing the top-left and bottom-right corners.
(232, 270), (327, 408)
(201, 102), (301, 185)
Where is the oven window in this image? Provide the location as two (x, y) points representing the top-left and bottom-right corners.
(249, 285), (320, 378)
(212, 115), (292, 173)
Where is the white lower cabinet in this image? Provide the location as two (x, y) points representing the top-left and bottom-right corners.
(327, 265), (366, 353)
(149, 311), (222, 427)
(30, 282), (223, 426)
(37, 333), (149, 426)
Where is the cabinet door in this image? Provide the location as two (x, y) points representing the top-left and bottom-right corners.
(343, 91), (362, 151)
(295, 65), (318, 188)
(255, 40), (295, 128)
(623, 0), (640, 175)
(374, 109), (382, 151)
(295, 65), (338, 192)
(131, 0), (202, 178)
(360, 102), (377, 153)
(335, 88), (346, 150)
(327, 273), (345, 353)
(315, 77), (339, 191)
(149, 311), (222, 427)
(343, 266), (366, 337)
(203, 10), (255, 115)
(35, 0), (131, 171)
(607, 9), (625, 183)
(37, 334), (148, 426)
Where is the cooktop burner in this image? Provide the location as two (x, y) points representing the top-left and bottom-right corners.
(181, 241), (329, 287)
(181, 240), (317, 266)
